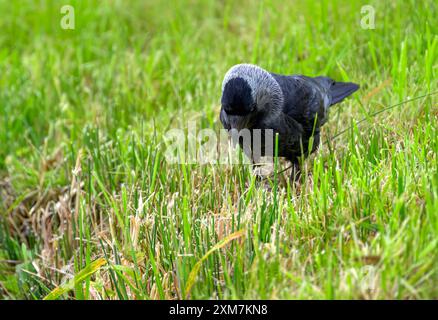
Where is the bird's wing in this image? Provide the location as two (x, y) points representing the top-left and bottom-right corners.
(270, 73), (332, 127)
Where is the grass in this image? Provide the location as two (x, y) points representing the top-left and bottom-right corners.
(0, 0), (437, 299)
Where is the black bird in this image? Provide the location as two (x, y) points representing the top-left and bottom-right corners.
(220, 63), (359, 180)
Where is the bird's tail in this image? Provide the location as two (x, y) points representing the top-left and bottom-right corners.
(329, 82), (359, 105)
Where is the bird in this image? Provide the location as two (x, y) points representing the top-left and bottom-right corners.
(219, 63), (359, 181)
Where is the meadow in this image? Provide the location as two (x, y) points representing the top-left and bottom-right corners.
(0, 0), (437, 299)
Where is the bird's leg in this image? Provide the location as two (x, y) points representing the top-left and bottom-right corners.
(290, 161), (301, 184)
(251, 154), (264, 181)
(253, 155), (275, 180)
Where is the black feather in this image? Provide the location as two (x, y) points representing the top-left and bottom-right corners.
(329, 82), (360, 105)
(221, 77), (254, 115)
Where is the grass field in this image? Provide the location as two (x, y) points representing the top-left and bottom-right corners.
(0, 0), (437, 300)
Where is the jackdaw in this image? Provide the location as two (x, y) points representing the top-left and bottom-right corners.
(220, 63), (359, 180)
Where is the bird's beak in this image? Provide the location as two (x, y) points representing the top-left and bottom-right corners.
(228, 114), (251, 131)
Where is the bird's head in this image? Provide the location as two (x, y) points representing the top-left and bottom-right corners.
(220, 64), (283, 130)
